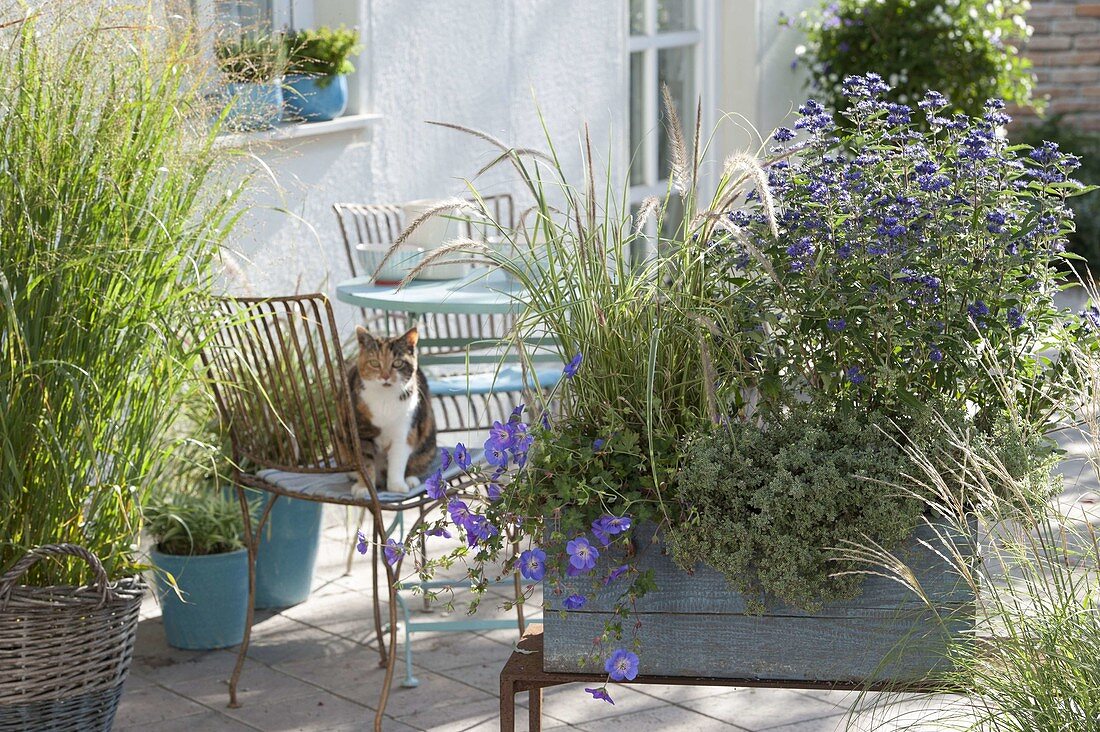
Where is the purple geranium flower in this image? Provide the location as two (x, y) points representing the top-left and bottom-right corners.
(464, 515), (498, 547)
(439, 448), (452, 472)
(424, 470), (446, 500)
(355, 530), (368, 556)
(592, 438), (606, 451)
(448, 499), (471, 526)
(383, 538), (404, 567)
(487, 420), (512, 450)
(426, 526), (452, 539)
(518, 548), (546, 581)
(604, 564), (630, 585)
(605, 649), (639, 681)
(563, 352), (583, 379)
(563, 594), (587, 610)
(509, 404), (525, 422)
(485, 442), (509, 469)
(584, 687), (615, 705)
(566, 536), (599, 572)
(593, 515), (632, 536)
(453, 443), (471, 471)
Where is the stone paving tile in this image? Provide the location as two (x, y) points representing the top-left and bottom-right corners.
(165, 661), (321, 710)
(572, 703), (747, 731)
(679, 688), (847, 731)
(113, 684), (210, 729)
(115, 709), (259, 732)
(220, 687), (372, 731)
(537, 683), (678, 726)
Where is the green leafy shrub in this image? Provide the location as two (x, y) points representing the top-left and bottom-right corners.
(146, 492), (245, 556)
(286, 26), (361, 86)
(788, 0), (1037, 120)
(669, 402), (924, 611)
(1015, 116), (1100, 271)
(216, 33), (287, 83)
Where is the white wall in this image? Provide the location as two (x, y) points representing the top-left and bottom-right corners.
(755, 0), (814, 135)
(225, 0), (625, 330)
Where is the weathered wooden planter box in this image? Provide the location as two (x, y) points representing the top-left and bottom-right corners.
(543, 521), (975, 682)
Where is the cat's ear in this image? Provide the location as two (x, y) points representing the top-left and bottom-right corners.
(400, 326), (419, 348)
(355, 325), (376, 349)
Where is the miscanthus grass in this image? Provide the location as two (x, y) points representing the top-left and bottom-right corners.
(0, 6), (244, 585)
(838, 353), (1100, 731)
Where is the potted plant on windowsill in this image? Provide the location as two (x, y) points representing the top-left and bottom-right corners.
(147, 492), (249, 650)
(364, 76), (1085, 705)
(215, 33), (287, 131)
(283, 26), (361, 123)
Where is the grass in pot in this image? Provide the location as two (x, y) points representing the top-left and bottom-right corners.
(215, 33), (287, 131)
(147, 492), (249, 650)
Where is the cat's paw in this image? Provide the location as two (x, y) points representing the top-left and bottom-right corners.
(404, 475), (421, 491)
(350, 480), (371, 499)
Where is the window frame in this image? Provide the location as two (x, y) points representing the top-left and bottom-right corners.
(626, 0), (717, 205)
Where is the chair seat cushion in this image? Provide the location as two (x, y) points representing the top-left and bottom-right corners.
(427, 363), (561, 397)
(255, 449), (484, 506)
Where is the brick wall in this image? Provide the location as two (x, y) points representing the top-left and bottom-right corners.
(1018, 0), (1100, 130)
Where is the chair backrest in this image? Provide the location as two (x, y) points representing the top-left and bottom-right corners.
(332, 198), (518, 354)
(201, 295), (360, 474)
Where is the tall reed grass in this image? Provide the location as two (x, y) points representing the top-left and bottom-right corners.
(396, 102), (776, 450)
(840, 350), (1100, 730)
(0, 7), (243, 585)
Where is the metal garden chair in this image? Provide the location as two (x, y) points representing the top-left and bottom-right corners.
(200, 294), (525, 731)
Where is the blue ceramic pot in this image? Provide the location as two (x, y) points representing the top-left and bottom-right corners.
(283, 74), (348, 122)
(254, 493), (323, 608)
(152, 547), (248, 650)
(223, 81), (283, 131)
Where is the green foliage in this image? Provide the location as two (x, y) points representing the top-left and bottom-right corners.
(145, 491), (245, 556)
(1014, 116), (1100, 271)
(790, 0), (1037, 120)
(286, 26), (360, 85)
(511, 421), (676, 535)
(725, 81), (1079, 433)
(216, 33), (287, 83)
(669, 401), (926, 611)
(0, 13), (243, 585)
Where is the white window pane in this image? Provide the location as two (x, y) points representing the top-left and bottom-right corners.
(629, 0), (646, 35)
(658, 45), (695, 183)
(657, 0), (694, 32)
(212, 0), (273, 33)
(629, 51), (647, 187)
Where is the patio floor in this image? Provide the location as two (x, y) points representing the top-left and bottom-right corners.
(118, 420), (1100, 731)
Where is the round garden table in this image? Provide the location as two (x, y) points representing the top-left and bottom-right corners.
(335, 267), (526, 315)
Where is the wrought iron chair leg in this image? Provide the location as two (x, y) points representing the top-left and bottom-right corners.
(374, 566), (401, 732)
(371, 523), (387, 667)
(345, 506), (368, 576)
(228, 486), (278, 709)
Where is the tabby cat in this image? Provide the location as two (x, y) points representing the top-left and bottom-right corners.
(346, 325), (437, 496)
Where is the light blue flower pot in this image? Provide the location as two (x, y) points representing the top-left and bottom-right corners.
(152, 547), (248, 650)
(254, 492), (324, 609)
(283, 73), (348, 122)
(222, 80), (283, 131)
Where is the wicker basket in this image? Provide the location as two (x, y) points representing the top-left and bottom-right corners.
(0, 544), (144, 732)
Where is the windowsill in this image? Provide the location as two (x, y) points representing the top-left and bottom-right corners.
(216, 113), (383, 148)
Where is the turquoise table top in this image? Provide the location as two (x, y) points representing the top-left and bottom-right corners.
(335, 268), (526, 315)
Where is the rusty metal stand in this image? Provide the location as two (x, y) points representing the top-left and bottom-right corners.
(499, 624), (945, 732)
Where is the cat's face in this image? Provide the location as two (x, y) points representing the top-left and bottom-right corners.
(355, 326), (419, 389)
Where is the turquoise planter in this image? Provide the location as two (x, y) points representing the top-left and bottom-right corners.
(251, 492), (324, 609)
(222, 81), (283, 131)
(152, 548), (248, 651)
(283, 73), (348, 122)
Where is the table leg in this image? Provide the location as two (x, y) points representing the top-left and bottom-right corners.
(528, 687), (542, 732)
(499, 677), (516, 732)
